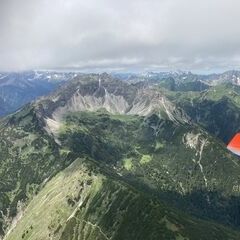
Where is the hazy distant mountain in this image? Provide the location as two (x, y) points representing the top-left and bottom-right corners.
(113, 70), (240, 91)
(0, 71), (77, 116)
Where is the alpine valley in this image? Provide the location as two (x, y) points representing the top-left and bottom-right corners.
(1, 71), (240, 240)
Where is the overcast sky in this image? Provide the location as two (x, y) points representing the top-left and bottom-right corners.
(1, 0), (240, 72)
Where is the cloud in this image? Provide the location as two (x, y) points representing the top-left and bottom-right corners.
(1, 0), (240, 72)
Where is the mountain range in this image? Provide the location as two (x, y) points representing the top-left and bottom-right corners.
(1, 71), (240, 239)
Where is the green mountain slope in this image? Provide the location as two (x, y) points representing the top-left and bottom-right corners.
(0, 106), (72, 236)
(5, 158), (240, 240)
(166, 83), (240, 143)
(56, 110), (240, 228)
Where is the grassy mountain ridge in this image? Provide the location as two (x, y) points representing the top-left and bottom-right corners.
(5, 158), (240, 240)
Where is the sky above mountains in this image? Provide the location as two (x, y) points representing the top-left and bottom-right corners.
(1, 0), (240, 72)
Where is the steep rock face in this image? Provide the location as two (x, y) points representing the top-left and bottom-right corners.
(37, 74), (189, 135)
(52, 87), (187, 122)
(53, 87), (130, 116)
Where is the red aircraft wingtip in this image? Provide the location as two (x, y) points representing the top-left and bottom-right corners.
(227, 133), (240, 156)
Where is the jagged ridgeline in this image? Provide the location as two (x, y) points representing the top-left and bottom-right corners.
(1, 73), (240, 239)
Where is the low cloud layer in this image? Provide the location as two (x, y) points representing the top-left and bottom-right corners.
(1, 0), (240, 72)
